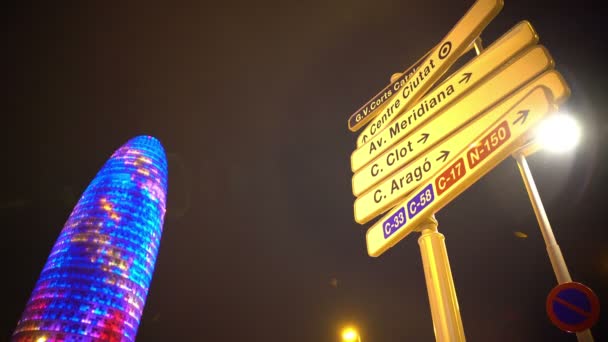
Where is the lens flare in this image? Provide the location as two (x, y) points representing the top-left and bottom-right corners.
(535, 113), (581, 153)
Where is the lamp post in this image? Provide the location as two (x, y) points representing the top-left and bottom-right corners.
(513, 113), (593, 342)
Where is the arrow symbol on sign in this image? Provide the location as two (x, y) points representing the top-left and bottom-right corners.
(459, 72), (472, 84)
(513, 110), (529, 126)
(418, 133), (430, 144)
(436, 150), (450, 162)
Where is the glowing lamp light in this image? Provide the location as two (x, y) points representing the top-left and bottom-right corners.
(342, 327), (360, 341)
(535, 112), (581, 153)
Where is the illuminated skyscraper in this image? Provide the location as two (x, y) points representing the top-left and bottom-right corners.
(13, 136), (168, 342)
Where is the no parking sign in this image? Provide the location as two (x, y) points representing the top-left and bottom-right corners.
(546, 282), (600, 333)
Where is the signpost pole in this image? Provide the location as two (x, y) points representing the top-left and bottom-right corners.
(473, 37), (483, 55)
(415, 37), (485, 342)
(513, 151), (594, 342)
(417, 215), (466, 342)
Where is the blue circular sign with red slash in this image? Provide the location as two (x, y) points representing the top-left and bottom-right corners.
(546, 282), (600, 333)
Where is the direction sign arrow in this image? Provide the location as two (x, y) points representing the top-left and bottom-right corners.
(366, 81), (570, 257)
(513, 110), (529, 125)
(352, 20), (538, 162)
(351, 0), (504, 136)
(418, 133), (430, 144)
(353, 70), (569, 224)
(351, 45), (553, 198)
(436, 150), (450, 163)
(460, 72), (472, 84)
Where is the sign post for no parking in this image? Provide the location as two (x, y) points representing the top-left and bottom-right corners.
(546, 282), (600, 334)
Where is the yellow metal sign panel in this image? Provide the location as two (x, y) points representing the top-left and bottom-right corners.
(353, 0), (504, 141)
(351, 21), (538, 172)
(352, 45), (552, 200)
(365, 76), (570, 257)
(353, 69), (568, 224)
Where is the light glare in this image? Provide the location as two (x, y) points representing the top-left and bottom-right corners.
(535, 113), (581, 153)
(342, 327), (358, 341)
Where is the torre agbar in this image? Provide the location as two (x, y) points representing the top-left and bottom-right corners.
(13, 136), (168, 342)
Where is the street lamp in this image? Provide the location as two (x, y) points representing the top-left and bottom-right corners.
(513, 112), (593, 342)
(534, 112), (581, 153)
(341, 327), (361, 342)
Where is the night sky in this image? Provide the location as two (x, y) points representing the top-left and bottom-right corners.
(3, 0), (607, 341)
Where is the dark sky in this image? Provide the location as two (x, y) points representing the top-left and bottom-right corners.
(2, 0), (607, 341)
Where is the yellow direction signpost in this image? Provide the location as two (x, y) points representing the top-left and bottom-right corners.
(365, 80), (570, 257)
(354, 70), (569, 224)
(351, 41), (550, 200)
(352, 48), (560, 224)
(350, 0), (503, 139)
(343, 1), (595, 340)
(350, 21), (538, 173)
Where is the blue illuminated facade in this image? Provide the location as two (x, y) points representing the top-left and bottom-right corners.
(13, 136), (168, 342)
